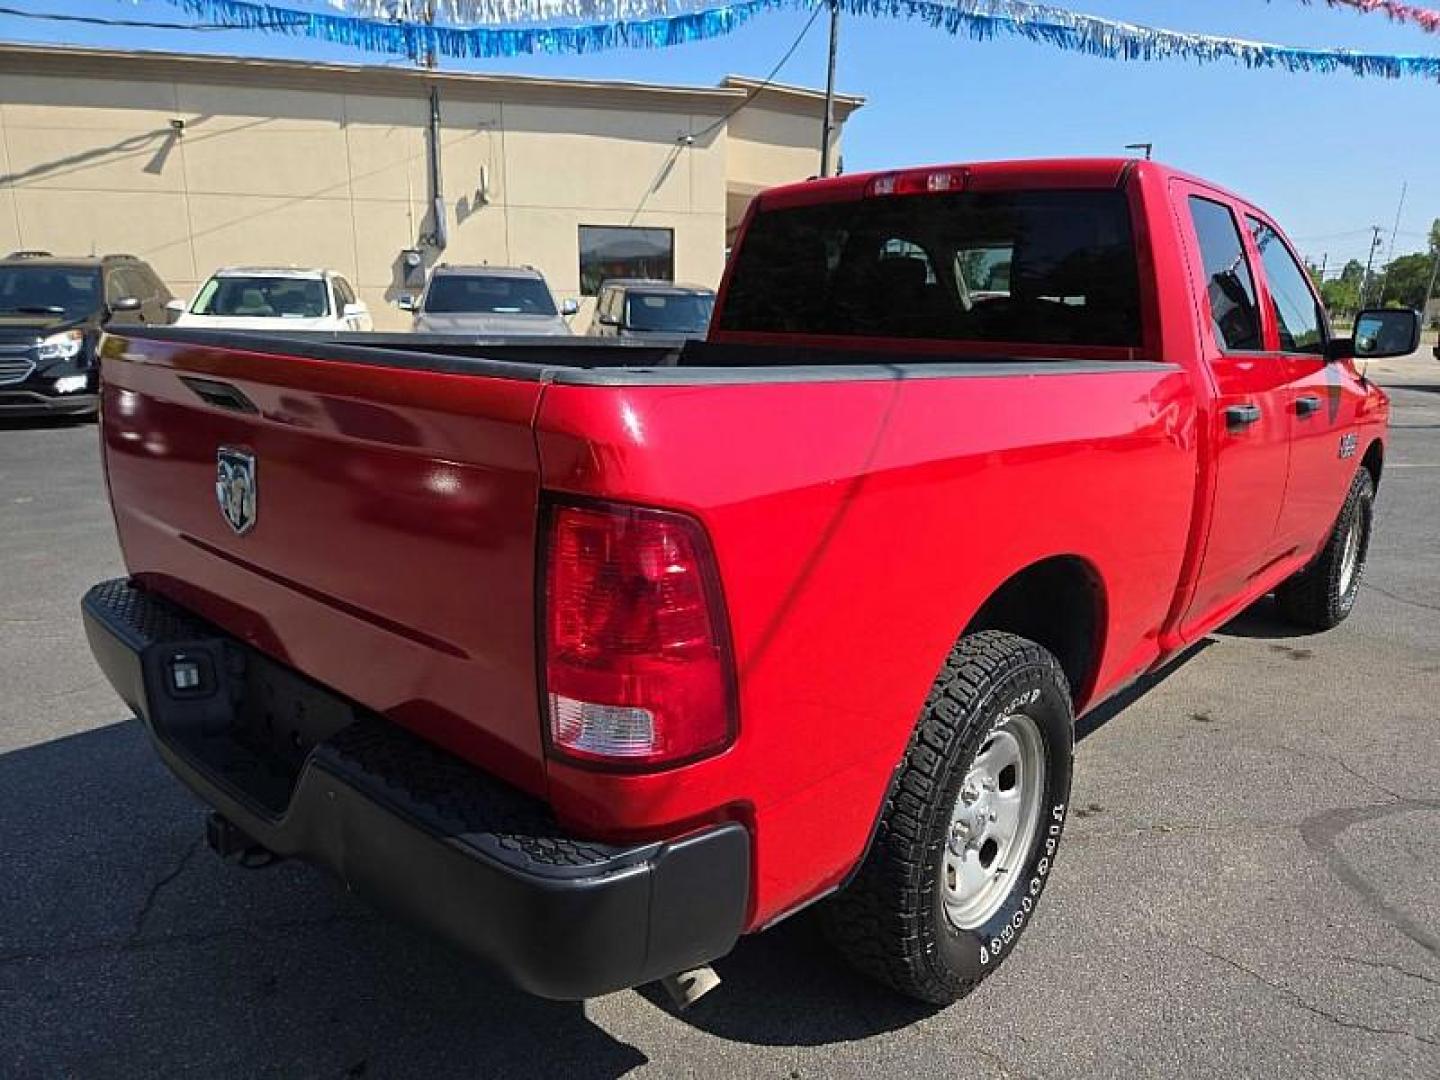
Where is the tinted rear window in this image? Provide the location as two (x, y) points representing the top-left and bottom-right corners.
(424, 275), (556, 316)
(625, 291), (714, 332)
(718, 189), (1142, 347)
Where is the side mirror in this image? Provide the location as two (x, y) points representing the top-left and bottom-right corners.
(397, 295), (417, 312)
(561, 298), (580, 317)
(597, 313), (618, 326)
(109, 296), (142, 313)
(165, 298), (186, 315)
(1329, 307), (1420, 361)
(342, 302), (368, 317)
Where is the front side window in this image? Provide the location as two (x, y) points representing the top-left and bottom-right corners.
(1187, 197), (1262, 352)
(718, 189), (1142, 347)
(1248, 218), (1324, 355)
(192, 276), (330, 318)
(0, 266), (100, 317)
(422, 274), (557, 316)
(579, 226), (674, 297)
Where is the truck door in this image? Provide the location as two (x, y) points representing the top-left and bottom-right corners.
(1174, 186), (1294, 632)
(1243, 214), (1362, 554)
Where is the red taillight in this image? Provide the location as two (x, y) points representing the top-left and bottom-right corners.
(543, 500), (735, 769)
(865, 168), (967, 197)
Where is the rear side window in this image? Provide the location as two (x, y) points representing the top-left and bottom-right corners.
(718, 189), (1142, 347)
(1187, 197), (1262, 352)
(1248, 218), (1324, 355)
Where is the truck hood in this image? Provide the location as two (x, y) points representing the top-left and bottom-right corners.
(413, 312), (572, 336)
(172, 314), (338, 332)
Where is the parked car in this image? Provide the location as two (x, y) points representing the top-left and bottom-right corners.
(590, 279), (715, 339)
(84, 159), (1415, 1007)
(400, 264), (577, 336)
(169, 267), (371, 332)
(0, 252), (171, 419)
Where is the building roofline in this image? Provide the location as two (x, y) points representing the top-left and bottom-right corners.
(0, 43), (856, 121)
(720, 75), (865, 120)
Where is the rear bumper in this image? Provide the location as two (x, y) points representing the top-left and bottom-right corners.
(81, 578), (749, 1000)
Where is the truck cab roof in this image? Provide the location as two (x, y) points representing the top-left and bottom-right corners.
(757, 157), (1248, 210)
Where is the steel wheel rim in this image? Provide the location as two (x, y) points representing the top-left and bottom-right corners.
(941, 712), (1046, 931)
(1339, 515), (1361, 596)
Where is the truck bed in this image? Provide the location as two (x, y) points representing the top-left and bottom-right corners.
(111, 325), (1167, 381)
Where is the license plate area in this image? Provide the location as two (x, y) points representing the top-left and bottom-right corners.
(142, 639), (356, 817)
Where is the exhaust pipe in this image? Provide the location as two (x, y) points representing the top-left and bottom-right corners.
(205, 812), (280, 869)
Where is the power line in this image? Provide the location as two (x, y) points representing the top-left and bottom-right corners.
(0, 4), (303, 31)
(690, 5), (826, 142)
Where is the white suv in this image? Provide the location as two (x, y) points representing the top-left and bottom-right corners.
(170, 267), (372, 331)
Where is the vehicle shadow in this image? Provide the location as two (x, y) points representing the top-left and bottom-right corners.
(1, 719), (945, 1076)
(1213, 595), (1317, 640)
(1074, 637), (1214, 743)
(639, 916), (938, 1045)
(0, 414), (95, 431)
(0, 721), (648, 1079)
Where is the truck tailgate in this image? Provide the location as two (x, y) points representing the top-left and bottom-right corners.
(99, 332), (549, 794)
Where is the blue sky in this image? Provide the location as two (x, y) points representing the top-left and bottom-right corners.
(3, 1), (1438, 272)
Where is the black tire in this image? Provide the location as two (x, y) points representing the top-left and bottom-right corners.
(823, 631), (1074, 1005)
(1275, 467), (1375, 631)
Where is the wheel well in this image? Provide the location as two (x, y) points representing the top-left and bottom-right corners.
(1361, 440), (1384, 491)
(964, 556), (1104, 705)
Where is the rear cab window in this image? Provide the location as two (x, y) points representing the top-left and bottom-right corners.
(717, 188), (1143, 349)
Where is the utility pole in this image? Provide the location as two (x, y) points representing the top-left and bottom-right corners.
(1359, 225), (1384, 309)
(1377, 181), (1408, 305)
(819, 0), (839, 177)
(1424, 247), (1440, 333)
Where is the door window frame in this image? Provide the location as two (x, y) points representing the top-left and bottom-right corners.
(1181, 191), (1270, 358)
(1242, 210), (1331, 358)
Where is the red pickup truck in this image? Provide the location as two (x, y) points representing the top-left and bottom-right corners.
(83, 159), (1417, 1006)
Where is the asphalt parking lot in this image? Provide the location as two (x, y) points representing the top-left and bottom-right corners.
(2, 355), (1437, 1079)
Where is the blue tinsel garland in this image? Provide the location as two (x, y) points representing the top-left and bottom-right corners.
(159, 0), (1440, 79)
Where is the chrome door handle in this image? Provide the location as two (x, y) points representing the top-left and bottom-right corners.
(1225, 403), (1262, 429)
(1295, 395), (1322, 418)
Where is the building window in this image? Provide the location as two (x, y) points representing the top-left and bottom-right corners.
(578, 226), (674, 296)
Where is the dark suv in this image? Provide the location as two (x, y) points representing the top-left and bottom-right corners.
(589, 279), (715, 340)
(0, 252), (173, 419)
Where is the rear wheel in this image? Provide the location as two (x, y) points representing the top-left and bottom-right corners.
(823, 631), (1074, 1004)
(1275, 468), (1375, 631)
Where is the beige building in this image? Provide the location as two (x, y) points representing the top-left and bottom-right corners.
(0, 44), (861, 329)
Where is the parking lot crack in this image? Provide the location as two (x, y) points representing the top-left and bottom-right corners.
(1184, 942), (1437, 1048)
(1366, 582), (1440, 614)
(128, 836), (203, 945)
(0, 911), (375, 968)
(1273, 743), (1404, 802)
(1338, 955), (1440, 988)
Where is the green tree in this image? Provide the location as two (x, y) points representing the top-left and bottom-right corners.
(1379, 252), (1433, 309)
(1320, 276), (1359, 317)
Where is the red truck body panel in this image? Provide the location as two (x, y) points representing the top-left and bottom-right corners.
(101, 341), (550, 795)
(96, 158), (1388, 932)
